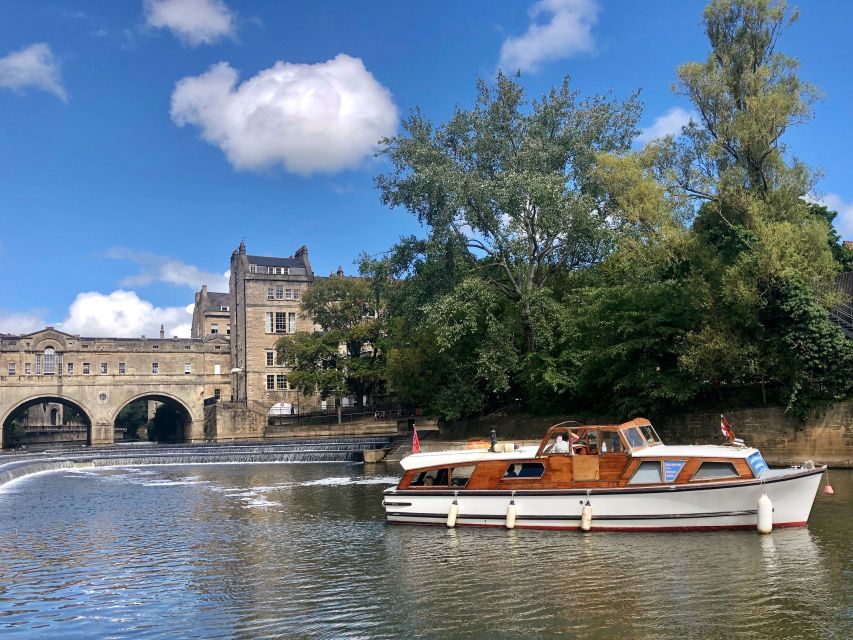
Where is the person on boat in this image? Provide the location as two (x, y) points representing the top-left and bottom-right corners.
(553, 435), (569, 453)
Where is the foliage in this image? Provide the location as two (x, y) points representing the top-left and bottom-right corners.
(115, 399), (148, 439)
(276, 275), (386, 407)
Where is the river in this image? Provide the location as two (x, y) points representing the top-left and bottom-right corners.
(0, 463), (850, 639)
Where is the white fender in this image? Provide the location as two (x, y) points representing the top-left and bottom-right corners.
(447, 499), (459, 528)
(580, 501), (593, 531)
(506, 500), (517, 529)
(757, 493), (773, 534)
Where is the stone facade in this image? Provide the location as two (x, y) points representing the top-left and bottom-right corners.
(0, 327), (231, 446)
(228, 241), (323, 413)
(191, 286), (231, 339)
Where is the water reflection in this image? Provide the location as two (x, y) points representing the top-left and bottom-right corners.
(0, 464), (849, 639)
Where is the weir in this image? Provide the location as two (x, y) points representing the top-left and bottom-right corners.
(0, 436), (394, 487)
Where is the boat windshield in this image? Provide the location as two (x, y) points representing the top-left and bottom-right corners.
(621, 427), (648, 450)
(638, 424), (662, 446)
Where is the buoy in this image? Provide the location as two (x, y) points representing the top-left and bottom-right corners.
(506, 497), (517, 529)
(580, 500), (593, 532)
(757, 492), (773, 534)
(824, 470), (834, 495)
(447, 498), (459, 528)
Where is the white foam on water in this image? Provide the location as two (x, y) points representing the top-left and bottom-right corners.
(298, 476), (399, 487)
(240, 496), (281, 509)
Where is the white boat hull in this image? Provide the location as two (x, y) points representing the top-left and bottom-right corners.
(383, 466), (824, 531)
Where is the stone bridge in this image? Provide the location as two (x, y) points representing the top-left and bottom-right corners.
(0, 328), (232, 447)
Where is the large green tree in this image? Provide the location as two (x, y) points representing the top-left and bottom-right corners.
(276, 275), (386, 409)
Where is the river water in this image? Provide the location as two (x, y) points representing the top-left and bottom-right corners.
(0, 463), (849, 639)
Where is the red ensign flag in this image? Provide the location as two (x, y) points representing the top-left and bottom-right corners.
(720, 415), (735, 443)
(412, 427), (420, 454)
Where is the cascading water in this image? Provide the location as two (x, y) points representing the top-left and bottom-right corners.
(0, 436), (393, 486)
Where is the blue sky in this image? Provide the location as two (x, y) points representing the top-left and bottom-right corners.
(1, 0), (851, 338)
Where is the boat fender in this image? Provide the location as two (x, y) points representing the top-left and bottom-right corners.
(823, 468), (834, 495)
(580, 500), (593, 532)
(447, 497), (459, 528)
(506, 495), (517, 529)
(757, 492), (773, 534)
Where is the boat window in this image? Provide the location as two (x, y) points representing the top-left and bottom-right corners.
(599, 430), (624, 454)
(691, 462), (740, 481)
(638, 425), (661, 446)
(627, 461), (662, 484)
(409, 468), (449, 487)
(503, 463), (544, 479)
(450, 465), (476, 487)
(622, 427), (647, 450)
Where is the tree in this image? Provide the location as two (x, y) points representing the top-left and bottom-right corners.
(276, 275), (386, 409)
(115, 399), (147, 439)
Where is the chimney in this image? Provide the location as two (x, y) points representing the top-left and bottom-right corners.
(201, 284), (207, 294)
(239, 240), (246, 255)
(159, 324), (165, 339)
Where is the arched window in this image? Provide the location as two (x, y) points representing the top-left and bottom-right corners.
(43, 347), (55, 375)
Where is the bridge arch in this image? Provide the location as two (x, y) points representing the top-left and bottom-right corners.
(1, 394), (95, 449)
(111, 392), (196, 443)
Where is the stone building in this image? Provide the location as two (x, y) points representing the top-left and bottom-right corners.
(191, 286), (231, 339)
(227, 241), (322, 413)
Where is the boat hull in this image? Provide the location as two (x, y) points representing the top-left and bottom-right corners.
(383, 466), (824, 531)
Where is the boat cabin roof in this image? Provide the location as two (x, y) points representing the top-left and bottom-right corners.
(398, 417), (758, 471)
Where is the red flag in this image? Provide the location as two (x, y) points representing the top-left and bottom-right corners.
(720, 415), (735, 443)
(412, 427), (420, 454)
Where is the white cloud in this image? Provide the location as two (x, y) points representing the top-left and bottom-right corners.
(144, 0), (235, 46)
(813, 193), (853, 240)
(0, 43), (67, 102)
(170, 54), (398, 175)
(636, 106), (696, 145)
(106, 247), (229, 291)
(58, 290), (192, 338)
(0, 310), (49, 335)
(499, 0), (599, 73)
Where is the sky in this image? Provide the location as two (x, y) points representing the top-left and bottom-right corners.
(1, 0), (852, 339)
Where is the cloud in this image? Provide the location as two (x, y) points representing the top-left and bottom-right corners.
(635, 106), (696, 145)
(813, 193), (853, 240)
(498, 0), (599, 73)
(58, 291), (193, 338)
(0, 310), (49, 335)
(170, 53), (398, 175)
(106, 247), (229, 291)
(144, 0), (235, 46)
(0, 43), (67, 102)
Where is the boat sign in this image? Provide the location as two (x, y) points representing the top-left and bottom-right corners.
(664, 460), (686, 482)
(747, 452), (769, 477)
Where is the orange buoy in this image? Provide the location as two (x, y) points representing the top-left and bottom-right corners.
(824, 470), (834, 495)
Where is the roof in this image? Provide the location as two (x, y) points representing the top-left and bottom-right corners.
(203, 291), (230, 312)
(247, 254), (303, 268)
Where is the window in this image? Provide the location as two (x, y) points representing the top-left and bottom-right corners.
(100, 363), (108, 374)
(275, 286), (284, 300)
(639, 425), (661, 446)
(214, 363), (221, 375)
(691, 462), (740, 481)
(287, 312), (296, 333)
(275, 312), (286, 333)
(285, 288), (300, 300)
(35, 352), (43, 375)
(7, 362), (15, 376)
(153, 345), (159, 350)
(184, 363), (192, 374)
(410, 468), (449, 487)
(265, 312), (274, 333)
(600, 430), (624, 454)
(249, 264), (257, 273)
(266, 374), (275, 390)
(276, 374), (287, 390)
(622, 427), (647, 449)
(152, 362), (159, 374)
(628, 461), (663, 485)
(503, 462), (545, 479)
(25, 363), (32, 375)
(210, 323), (219, 335)
(214, 388), (221, 401)
(215, 345), (221, 350)
(118, 362), (126, 375)
(67, 362), (74, 375)
(226, 324), (231, 335)
(185, 345), (191, 350)
(266, 351), (275, 367)
(83, 362), (90, 375)
(450, 465), (476, 487)
(220, 305), (229, 312)
(267, 287), (275, 300)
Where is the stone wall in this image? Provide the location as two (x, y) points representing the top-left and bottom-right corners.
(445, 402), (853, 468)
